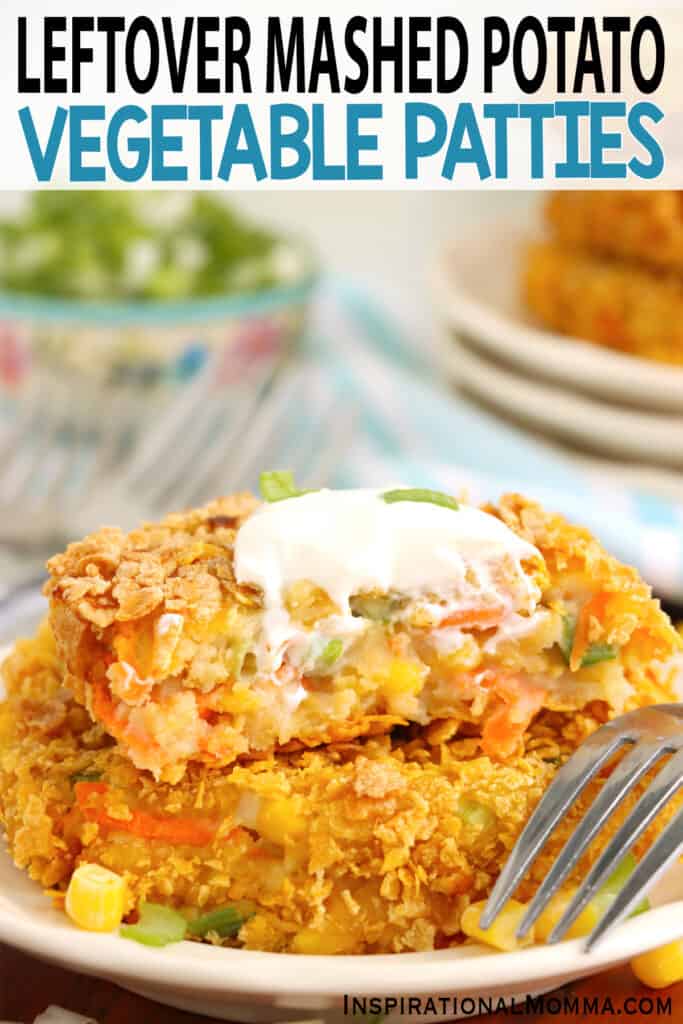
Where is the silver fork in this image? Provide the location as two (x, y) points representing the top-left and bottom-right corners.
(480, 704), (683, 951)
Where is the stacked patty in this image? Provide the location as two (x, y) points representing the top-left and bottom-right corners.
(0, 490), (680, 953)
(524, 191), (683, 365)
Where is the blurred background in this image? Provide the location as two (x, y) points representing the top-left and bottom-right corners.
(0, 188), (682, 638)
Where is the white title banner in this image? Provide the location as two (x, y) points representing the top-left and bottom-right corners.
(0, 0), (681, 188)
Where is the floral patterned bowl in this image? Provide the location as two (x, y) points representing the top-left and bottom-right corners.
(0, 243), (317, 437)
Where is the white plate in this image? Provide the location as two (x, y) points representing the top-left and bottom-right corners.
(443, 338), (683, 467)
(3, 854), (683, 1024)
(433, 221), (683, 414)
(1, 648), (682, 1023)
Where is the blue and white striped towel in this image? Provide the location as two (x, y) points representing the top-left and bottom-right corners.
(307, 282), (683, 603)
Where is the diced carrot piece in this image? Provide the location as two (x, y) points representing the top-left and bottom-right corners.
(74, 781), (108, 800)
(248, 844), (278, 860)
(90, 681), (161, 755)
(571, 593), (611, 670)
(112, 623), (155, 678)
(91, 682), (123, 734)
(74, 782), (218, 847)
(481, 675), (546, 758)
(107, 661), (152, 704)
(437, 605), (505, 630)
(482, 705), (526, 758)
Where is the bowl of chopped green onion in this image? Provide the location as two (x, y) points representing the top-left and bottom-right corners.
(0, 192), (316, 434)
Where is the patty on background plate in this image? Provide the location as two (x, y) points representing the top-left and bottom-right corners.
(524, 239), (683, 366)
(546, 191), (683, 275)
(525, 191), (683, 366)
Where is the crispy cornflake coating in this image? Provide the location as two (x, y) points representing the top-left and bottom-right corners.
(44, 493), (680, 781)
(0, 624), (679, 954)
(524, 240), (683, 365)
(546, 191), (683, 275)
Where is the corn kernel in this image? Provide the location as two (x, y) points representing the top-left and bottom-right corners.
(460, 899), (534, 951)
(535, 888), (603, 941)
(381, 659), (425, 696)
(65, 863), (127, 932)
(240, 913), (273, 949)
(438, 637), (481, 671)
(216, 688), (262, 714)
(285, 581), (338, 625)
(257, 797), (307, 846)
(291, 921), (356, 955)
(632, 941), (683, 989)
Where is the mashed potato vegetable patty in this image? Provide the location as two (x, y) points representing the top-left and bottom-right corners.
(0, 622), (679, 954)
(546, 191), (683, 275)
(524, 240), (683, 366)
(45, 487), (679, 781)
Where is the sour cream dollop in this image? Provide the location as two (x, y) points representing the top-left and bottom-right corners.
(234, 489), (542, 619)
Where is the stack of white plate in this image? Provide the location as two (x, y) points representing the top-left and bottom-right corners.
(432, 213), (683, 499)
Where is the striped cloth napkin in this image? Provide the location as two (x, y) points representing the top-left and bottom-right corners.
(309, 282), (683, 604)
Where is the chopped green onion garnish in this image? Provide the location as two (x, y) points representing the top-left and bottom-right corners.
(558, 615), (575, 663)
(381, 488), (459, 512)
(559, 614), (618, 669)
(120, 901), (187, 947)
(349, 594), (402, 622)
(259, 470), (312, 503)
(70, 771), (103, 784)
(601, 852), (638, 895)
(631, 896), (651, 916)
(319, 638), (343, 667)
(230, 640), (251, 676)
(589, 852), (649, 919)
(580, 643), (619, 667)
(259, 470), (298, 502)
(187, 903), (253, 939)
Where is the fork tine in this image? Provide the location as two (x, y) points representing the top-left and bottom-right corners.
(547, 745), (683, 944)
(479, 726), (631, 930)
(516, 739), (665, 939)
(585, 804), (683, 951)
